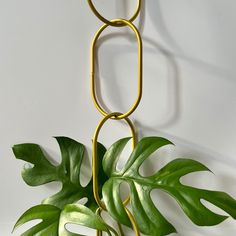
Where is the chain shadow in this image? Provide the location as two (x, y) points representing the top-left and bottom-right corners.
(146, 0), (235, 81)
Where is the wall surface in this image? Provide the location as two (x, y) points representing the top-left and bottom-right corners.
(1, 0), (236, 235)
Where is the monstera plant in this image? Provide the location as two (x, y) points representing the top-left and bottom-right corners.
(13, 136), (236, 235)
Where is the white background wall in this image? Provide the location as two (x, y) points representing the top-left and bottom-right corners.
(0, 0), (236, 235)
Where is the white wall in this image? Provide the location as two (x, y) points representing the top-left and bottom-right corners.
(0, 0), (236, 235)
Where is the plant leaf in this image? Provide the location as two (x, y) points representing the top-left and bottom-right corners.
(103, 137), (131, 177)
(13, 137), (108, 210)
(102, 137), (236, 236)
(13, 204), (116, 236)
(13, 204), (61, 236)
(59, 204), (117, 236)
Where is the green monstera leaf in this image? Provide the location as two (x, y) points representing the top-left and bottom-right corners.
(13, 204), (117, 236)
(59, 204), (118, 236)
(13, 205), (61, 236)
(102, 137), (236, 236)
(13, 137), (108, 210)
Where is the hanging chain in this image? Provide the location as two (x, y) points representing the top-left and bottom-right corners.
(88, 1), (142, 235)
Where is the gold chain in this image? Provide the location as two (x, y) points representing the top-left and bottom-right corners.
(88, 1), (142, 235)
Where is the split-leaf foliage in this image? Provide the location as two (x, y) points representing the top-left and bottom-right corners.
(13, 136), (236, 235)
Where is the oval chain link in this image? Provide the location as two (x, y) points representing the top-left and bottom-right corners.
(92, 112), (136, 210)
(88, 1), (142, 235)
(91, 18), (143, 120)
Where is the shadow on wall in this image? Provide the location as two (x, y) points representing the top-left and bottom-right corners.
(146, 0), (235, 80)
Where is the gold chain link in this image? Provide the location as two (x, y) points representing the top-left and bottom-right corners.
(92, 112), (136, 210)
(88, 1), (143, 235)
(91, 18), (143, 120)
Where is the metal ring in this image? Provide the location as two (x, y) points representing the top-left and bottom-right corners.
(96, 208), (103, 236)
(91, 19), (143, 120)
(87, 0), (141, 27)
(92, 112), (136, 210)
(125, 208), (141, 236)
(96, 207), (140, 236)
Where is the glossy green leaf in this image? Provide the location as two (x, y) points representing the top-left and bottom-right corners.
(102, 137), (236, 236)
(13, 137), (108, 210)
(13, 204), (116, 236)
(59, 204), (118, 236)
(13, 205), (61, 236)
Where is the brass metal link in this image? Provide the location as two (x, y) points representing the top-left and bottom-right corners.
(96, 208), (140, 236)
(125, 208), (141, 236)
(91, 18), (143, 120)
(96, 208), (103, 236)
(92, 112), (136, 210)
(87, 0), (141, 27)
